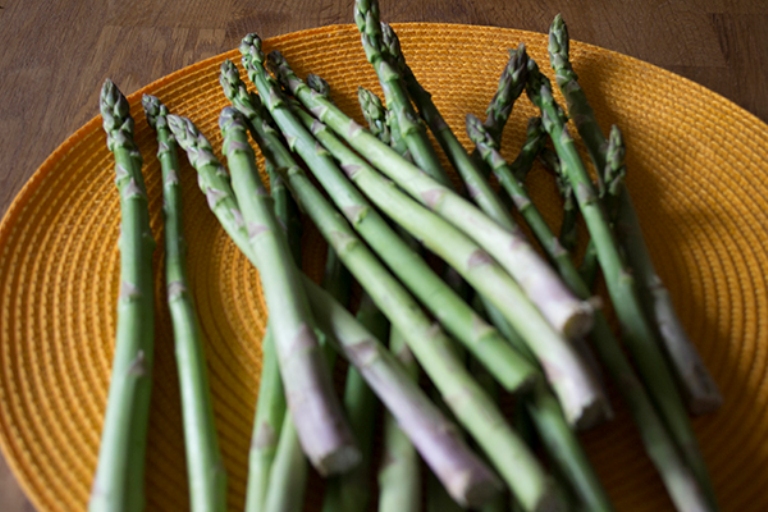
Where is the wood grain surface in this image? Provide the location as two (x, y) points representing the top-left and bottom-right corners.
(1, 0), (767, 509)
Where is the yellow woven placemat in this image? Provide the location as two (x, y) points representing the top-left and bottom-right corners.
(1, 23), (767, 511)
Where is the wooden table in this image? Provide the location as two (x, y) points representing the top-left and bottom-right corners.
(0, 0), (766, 509)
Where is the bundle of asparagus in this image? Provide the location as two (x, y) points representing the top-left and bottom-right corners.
(90, 2), (722, 511)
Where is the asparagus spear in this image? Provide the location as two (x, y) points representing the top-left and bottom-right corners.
(90, 80), (155, 512)
(263, 48), (606, 429)
(470, 116), (714, 511)
(538, 147), (578, 254)
(548, 14), (722, 415)
(302, 70), (380, 512)
(357, 86), (391, 145)
(266, 46), (593, 341)
(168, 111), (359, 476)
(484, 44), (530, 146)
(243, 136), (296, 512)
(322, 294), (383, 512)
(353, 0), (454, 188)
(142, 95), (227, 512)
(356, 86), (421, 512)
(378, 327), (421, 512)
(526, 57), (717, 508)
(381, 22), (515, 229)
(229, 55), (537, 395)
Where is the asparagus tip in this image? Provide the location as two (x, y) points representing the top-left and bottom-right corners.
(239, 32), (265, 69)
(306, 73), (331, 98)
(548, 14), (569, 68)
(465, 113), (496, 150)
(141, 94), (166, 130)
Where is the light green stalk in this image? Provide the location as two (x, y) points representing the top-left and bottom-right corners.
(357, 85), (421, 512)
(245, 329), (285, 512)
(527, 56), (717, 510)
(267, 47), (593, 342)
(303, 71), (379, 512)
(322, 294), (384, 512)
(378, 328), (421, 512)
(219, 107), (360, 475)
(260, 414), (306, 512)
(354, 0), (453, 187)
(381, 22), (514, 228)
(262, 47), (606, 429)
(168, 111), (358, 476)
(143, 95), (226, 512)
(243, 138), (295, 512)
(89, 80), (155, 512)
(548, 14), (722, 415)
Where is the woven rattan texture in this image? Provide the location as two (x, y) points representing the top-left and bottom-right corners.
(1, 23), (767, 511)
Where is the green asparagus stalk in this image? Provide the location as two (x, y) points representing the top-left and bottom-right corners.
(219, 107), (361, 474)
(357, 86), (391, 145)
(356, 85), (422, 512)
(539, 146), (580, 255)
(261, 414), (307, 512)
(353, 0), (454, 188)
(470, 113), (718, 511)
(484, 44), (530, 146)
(540, 147), (599, 285)
(303, 70), (379, 512)
(321, 294), (384, 512)
(266, 47), (593, 341)
(510, 118), (546, 182)
(243, 132), (298, 512)
(381, 22), (515, 229)
(245, 328), (285, 512)
(548, 14), (722, 415)
(600, 126), (627, 221)
(142, 95), (227, 512)
(90, 80), (155, 512)
(378, 327), (421, 512)
(267, 143), (303, 266)
(262, 49), (607, 429)
(168, 111), (359, 475)
(526, 57), (717, 509)
(230, 55), (537, 396)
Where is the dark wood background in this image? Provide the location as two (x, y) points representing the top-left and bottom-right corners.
(1, 0), (766, 509)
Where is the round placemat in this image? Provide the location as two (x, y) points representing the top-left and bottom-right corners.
(1, 23), (767, 511)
